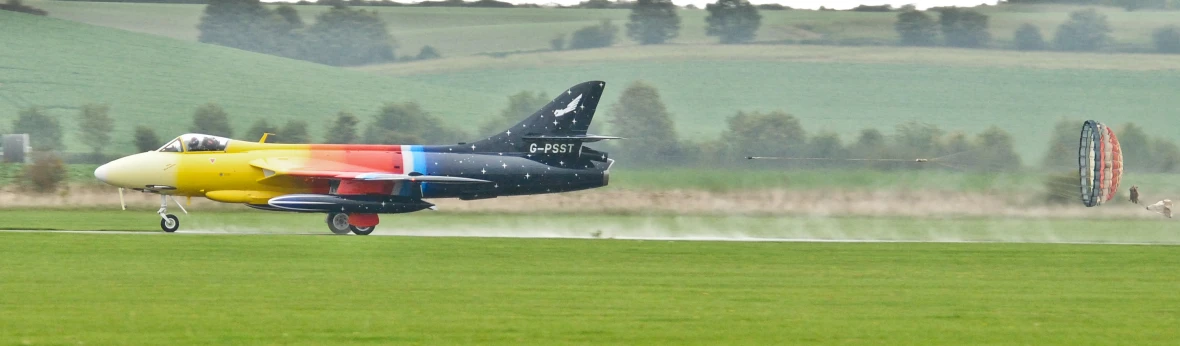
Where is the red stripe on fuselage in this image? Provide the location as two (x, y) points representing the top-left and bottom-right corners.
(306, 145), (406, 175)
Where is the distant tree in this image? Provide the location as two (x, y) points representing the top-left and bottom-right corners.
(892, 120), (944, 161)
(21, 152), (66, 193)
(550, 34), (566, 50)
(1118, 122), (1153, 171)
(850, 4), (892, 12)
(1013, 23), (1046, 50)
(1116, 0), (1169, 11)
(274, 3), (304, 28)
(568, 19), (619, 49)
(608, 81), (680, 164)
(1153, 26), (1180, 53)
(416, 45), (442, 60)
(705, 0), (762, 44)
(190, 103), (234, 138)
(362, 102), (467, 144)
(324, 112), (360, 144)
(246, 119), (278, 142)
(76, 104), (115, 162)
(1040, 118), (1078, 170)
(479, 91), (550, 137)
(1054, 8), (1111, 51)
(940, 131), (972, 158)
(626, 0), (681, 45)
(12, 107), (63, 152)
(197, 0), (292, 55)
(850, 128), (887, 159)
(133, 126), (161, 152)
(938, 7), (990, 48)
(301, 5), (397, 66)
(806, 132), (849, 167)
(974, 126), (1021, 171)
(0, 0), (48, 16)
(1152, 137), (1180, 173)
(722, 110), (806, 159)
(895, 9), (938, 46)
(276, 120), (311, 143)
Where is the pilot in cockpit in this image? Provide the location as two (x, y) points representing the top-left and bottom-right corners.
(187, 136), (202, 151)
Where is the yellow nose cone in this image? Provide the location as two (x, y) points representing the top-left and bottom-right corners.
(94, 152), (179, 190)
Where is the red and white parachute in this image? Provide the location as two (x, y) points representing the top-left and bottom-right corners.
(1078, 120), (1123, 207)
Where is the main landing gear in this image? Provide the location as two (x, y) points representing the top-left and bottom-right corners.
(157, 194), (187, 232)
(326, 212), (375, 235)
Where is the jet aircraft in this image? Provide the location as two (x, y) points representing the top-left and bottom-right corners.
(94, 81), (617, 234)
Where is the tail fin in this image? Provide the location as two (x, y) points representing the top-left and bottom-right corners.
(470, 81), (616, 156)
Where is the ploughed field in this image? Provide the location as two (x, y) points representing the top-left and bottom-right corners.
(1, 227), (1177, 345)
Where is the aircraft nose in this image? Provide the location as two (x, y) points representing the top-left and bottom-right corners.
(94, 163), (111, 183)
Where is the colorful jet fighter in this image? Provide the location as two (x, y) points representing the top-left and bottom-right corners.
(94, 81), (617, 234)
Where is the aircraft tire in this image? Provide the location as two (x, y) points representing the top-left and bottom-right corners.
(326, 213), (352, 235)
(161, 214), (179, 233)
(350, 226), (375, 236)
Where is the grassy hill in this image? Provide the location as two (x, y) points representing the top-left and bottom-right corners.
(8, 3), (1180, 162)
(27, 1), (1180, 56)
(361, 44), (1180, 161)
(0, 11), (536, 153)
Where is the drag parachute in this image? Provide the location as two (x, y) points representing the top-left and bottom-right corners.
(1078, 120), (1123, 207)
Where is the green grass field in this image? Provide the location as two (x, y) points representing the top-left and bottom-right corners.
(2, 223), (1179, 344)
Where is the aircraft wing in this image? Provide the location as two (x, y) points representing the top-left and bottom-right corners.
(290, 170), (490, 184)
(251, 159), (490, 184)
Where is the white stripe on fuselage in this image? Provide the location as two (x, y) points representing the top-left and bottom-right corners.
(400, 145), (416, 174)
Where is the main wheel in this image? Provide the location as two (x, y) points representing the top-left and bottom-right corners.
(350, 225), (375, 236)
(160, 214), (179, 233)
(326, 213), (351, 235)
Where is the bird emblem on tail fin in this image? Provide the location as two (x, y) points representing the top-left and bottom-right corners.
(553, 94), (582, 117)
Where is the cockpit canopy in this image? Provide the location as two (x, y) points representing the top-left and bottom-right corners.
(157, 134), (230, 153)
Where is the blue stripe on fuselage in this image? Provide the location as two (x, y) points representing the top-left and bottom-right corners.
(412, 145), (430, 195)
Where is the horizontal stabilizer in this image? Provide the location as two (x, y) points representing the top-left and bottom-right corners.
(521, 134), (622, 142)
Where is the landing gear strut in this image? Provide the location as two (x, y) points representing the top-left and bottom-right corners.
(325, 212), (376, 235)
(157, 195), (187, 232)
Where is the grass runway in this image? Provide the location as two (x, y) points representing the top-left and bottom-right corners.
(1, 225), (1179, 344)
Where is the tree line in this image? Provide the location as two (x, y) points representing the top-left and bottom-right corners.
(197, 0), (440, 66)
(895, 6), (1180, 53)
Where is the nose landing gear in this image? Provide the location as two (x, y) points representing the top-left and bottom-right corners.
(157, 195), (188, 232)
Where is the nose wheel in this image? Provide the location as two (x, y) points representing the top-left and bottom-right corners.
(156, 195), (188, 233)
(160, 214), (179, 232)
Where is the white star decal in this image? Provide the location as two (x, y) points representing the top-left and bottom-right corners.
(480, 168), (486, 174)
(506, 130), (511, 135)
(470, 144), (476, 150)
(572, 119), (577, 124)
(501, 163), (507, 169)
(559, 161), (564, 166)
(525, 173), (530, 179)
(553, 120), (558, 126)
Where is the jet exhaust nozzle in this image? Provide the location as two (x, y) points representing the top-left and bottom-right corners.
(267, 194), (434, 214)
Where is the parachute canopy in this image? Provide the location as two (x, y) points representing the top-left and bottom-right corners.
(1078, 120), (1123, 207)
